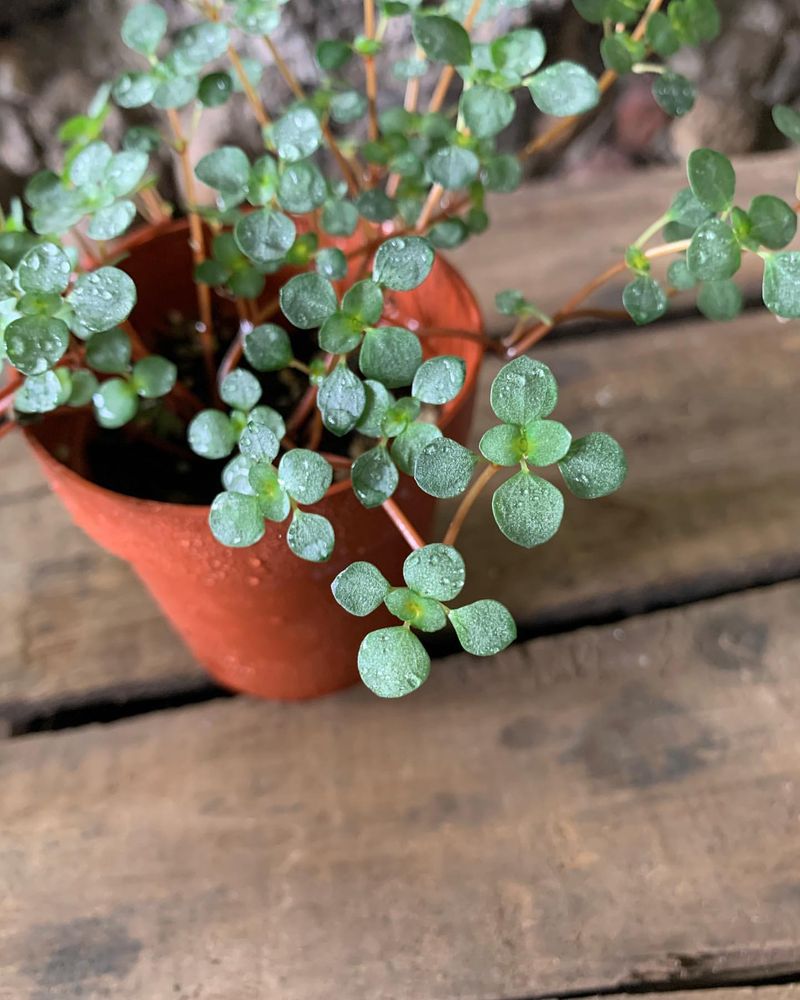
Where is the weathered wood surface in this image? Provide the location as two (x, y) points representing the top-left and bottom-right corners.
(454, 149), (799, 334)
(4, 306), (800, 721)
(3, 582), (800, 999)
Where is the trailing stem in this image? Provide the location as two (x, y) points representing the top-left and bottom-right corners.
(442, 463), (500, 547)
(383, 497), (426, 550)
(363, 0), (380, 142)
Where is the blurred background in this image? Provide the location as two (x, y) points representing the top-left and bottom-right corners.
(1, 0), (799, 208)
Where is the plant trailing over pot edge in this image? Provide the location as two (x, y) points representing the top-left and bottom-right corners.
(1, 0), (796, 698)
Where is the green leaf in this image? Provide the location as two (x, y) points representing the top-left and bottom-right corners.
(152, 75), (198, 111)
(279, 272), (338, 329)
(359, 326), (422, 388)
(318, 364), (367, 436)
(173, 22), (229, 72)
(646, 11), (680, 56)
(316, 39), (353, 71)
(484, 154), (522, 193)
(572, 0), (609, 22)
(403, 543), (465, 601)
(86, 327), (131, 374)
(697, 280), (742, 321)
(449, 600), (516, 656)
(352, 446), (399, 507)
(287, 510), (335, 562)
(14, 370), (67, 414)
(391, 421), (442, 475)
(412, 13), (471, 65)
(17, 243), (71, 295)
(381, 396), (421, 437)
(131, 355), (177, 398)
(222, 455), (254, 495)
(234, 209), (296, 267)
(687, 218), (741, 282)
(330, 90), (368, 124)
(113, 72), (158, 108)
(373, 236), (434, 290)
(426, 145), (480, 190)
(479, 423), (525, 466)
(414, 437), (477, 498)
(250, 404), (286, 441)
(278, 449), (333, 504)
(667, 258), (696, 290)
(524, 419), (572, 466)
(277, 160), (327, 214)
(773, 104), (800, 144)
(121, 3), (167, 55)
(67, 369), (99, 407)
(492, 470), (563, 547)
(92, 377), (139, 429)
(195, 147), (250, 192)
(600, 33), (644, 74)
(558, 431), (627, 498)
(5, 316), (69, 376)
(249, 463), (291, 521)
(239, 420), (280, 463)
(319, 312), (362, 354)
(412, 355), (466, 405)
(220, 368), (261, 410)
(358, 380), (395, 438)
(332, 561), (390, 617)
(358, 625), (431, 698)
(69, 140), (112, 187)
(491, 28), (546, 75)
(209, 492), (264, 547)
(342, 280), (384, 325)
(490, 357), (558, 425)
(188, 409), (236, 459)
(763, 252), (800, 319)
(68, 267), (137, 333)
(105, 151), (148, 197)
(272, 106), (322, 162)
(652, 72), (695, 118)
(669, 187), (713, 230)
(460, 86), (515, 139)
(623, 276), (668, 325)
(355, 189), (396, 223)
(243, 323), (292, 372)
(315, 247), (347, 281)
(529, 62), (600, 117)
(198, 71), (233, 107)
(87, 200), (137, 240)
(322, 200), (359, 236)
(687, 148), (735, 213)
(748, 195), (797, 250)
(385, 588), (447, 632)
(246, 155), (279, 206)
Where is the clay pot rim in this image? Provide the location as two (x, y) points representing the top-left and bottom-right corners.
(28, 220), (485, 515)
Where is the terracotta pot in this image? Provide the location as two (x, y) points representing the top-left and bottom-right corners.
(28, 223), (484, 700)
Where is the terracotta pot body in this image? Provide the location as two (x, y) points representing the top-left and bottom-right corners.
(29, 224), (484, 700)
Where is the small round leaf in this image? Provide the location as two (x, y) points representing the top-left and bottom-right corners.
(287, 510), (335, 562)
(358, 626), (431, 698)
(492, 470), (564, 548)
(318, 364), (367, 436)
(209, 492), (264, 547)
(220, 368), (262, 411)
(558, 431), (627, 498)
(68, 267), (137, 332)
(413, 437), (477, 498)
(131, 355), (176, 398)
(403, 543), (465, 601)
(352, 446), (399, 508)
(234, 210), (296, 267)
(278, 449), (333, 504)
(188, 409), (236, 459)
(17, 243), (71, 294)
(92, 377), (139, 429)
(373, 236), (434, 291)
(450, 599), (516, 656)
(687, 148), (736, 214)
(687, 218), (741, 282)
(490, 356), (558, 425)
(332, 562), (391, 617)
(5, 316), (69, 376)
(528, 62), (599, 117)
(279, 272), (338, 329)
(359, 326), (422, 388)
(244, 323), (293, 371)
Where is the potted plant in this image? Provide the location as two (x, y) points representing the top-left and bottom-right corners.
(1, 0), (797, 699)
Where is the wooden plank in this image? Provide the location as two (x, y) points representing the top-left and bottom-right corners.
(452, 149), (799, 334)
(3, 307), (800, 719)
(3, 582), (800, 1000)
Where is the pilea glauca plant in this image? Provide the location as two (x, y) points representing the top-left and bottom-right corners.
(1, 0), (797, 697)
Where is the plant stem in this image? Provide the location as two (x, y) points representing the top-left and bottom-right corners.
(427, 0), (483, 115)
(415, 183), (445, 233)
(634, 212), (670, 248)
(442, 463), (500, 547)
(264, 34), (362, 195)
(383, 497), (426, 550)
(228, 45), (271, 127)
(0, 417), (15, 441)
(165, 107), (218, 402)
(519, 0), (663, 163)
(363, 0), (380, 142)
(504, 237), (690, 356)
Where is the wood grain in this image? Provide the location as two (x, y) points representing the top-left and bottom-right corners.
(3, 582), (800, 999)
(3, 306), (800, 720)
(451, 149), (800, 334)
